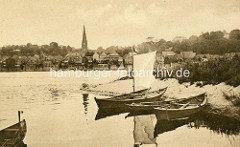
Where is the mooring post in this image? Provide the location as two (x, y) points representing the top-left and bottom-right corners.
(18, 111), (21, 123)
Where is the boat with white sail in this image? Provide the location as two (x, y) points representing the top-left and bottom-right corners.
(94, 51), (167, 108)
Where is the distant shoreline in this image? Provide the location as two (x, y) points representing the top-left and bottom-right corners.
(0, 69), (122, 72)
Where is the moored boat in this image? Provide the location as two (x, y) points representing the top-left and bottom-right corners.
(154, 93), (207, 120)
(127, 93), (206, 112)
(0, 111), (27, 147)
(94, 87), (167, 108)
(94, 51), (168, 109)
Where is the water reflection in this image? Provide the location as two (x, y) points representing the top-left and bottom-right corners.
(154, 117), (192, 137)
(49, 88), (59, 98)
(95, 107), (129, 120)
(82, 93), (89, 114)
(133, 115), (158, 147)
(126, 110), (155, 118)
(189, 112), (240, 135)
(95, 106), (240, 140)
(154, 112), (240, 138)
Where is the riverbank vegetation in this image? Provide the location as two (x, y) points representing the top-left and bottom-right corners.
(223, 92), (240, 106)
(178, 55), (240, 87)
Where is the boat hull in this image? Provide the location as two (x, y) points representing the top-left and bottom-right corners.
(94, 88), (167, 108)
(0, 120), (27, 147)
(127, 93), (206, 112)
(155, 105), (206, 120)
(128, 105), (157, 111)
(95, 95), (161, 108)
(154, 94), (207, 120)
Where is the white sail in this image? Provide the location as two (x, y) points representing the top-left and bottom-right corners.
(133, 51), (156, 91)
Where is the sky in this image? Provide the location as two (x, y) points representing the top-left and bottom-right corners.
(0, 0), (240, 49)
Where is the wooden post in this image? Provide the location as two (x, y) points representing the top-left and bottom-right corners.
(18, 111), (22, 139)
(18, 111), (21, 123)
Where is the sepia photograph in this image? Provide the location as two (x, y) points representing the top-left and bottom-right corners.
(0, 0), (240, 146)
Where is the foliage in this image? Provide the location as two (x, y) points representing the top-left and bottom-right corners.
(136, 30), (240, 55)
(178, 55), (240, 87)
(164, 56), (179, 64)
(5, 58), (16, 69)
(116, 47), (132, 57)
(0, 42), (72, 57)
(229, 29), (240, 40)
(223, 93), (240, 106)
(200, 31), (224, 40)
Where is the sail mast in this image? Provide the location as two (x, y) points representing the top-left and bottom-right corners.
(132, 46), (135, 92)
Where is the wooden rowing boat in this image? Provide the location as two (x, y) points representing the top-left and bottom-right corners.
(126, 93), (206, 111)
(0, 111), (27, 147)
(154, 93), (207, 120)
(0, 120), (27, 147)
(94, 87), (167, 108)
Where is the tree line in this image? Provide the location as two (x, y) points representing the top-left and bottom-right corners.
(0, 42), (72, 57)
(135, 29), (240, 54)
(1, 29), (240, 58)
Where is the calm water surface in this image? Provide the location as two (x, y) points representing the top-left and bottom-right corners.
(0, 72), (240, 147)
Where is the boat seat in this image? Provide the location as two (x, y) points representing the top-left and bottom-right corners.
(178, 104), (198, 106)
(159, 104), (170, 108)
(1, 139), (18, 147)
(4, 129), (19, 131)
(179, 102), (190, 109)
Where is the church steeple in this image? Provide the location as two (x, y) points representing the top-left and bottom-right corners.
(82, 25), (88, 50)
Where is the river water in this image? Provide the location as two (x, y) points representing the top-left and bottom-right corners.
(0, 72), (240, 147)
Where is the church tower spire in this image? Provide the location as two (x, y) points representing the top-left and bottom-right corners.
(82, 25), (88, 50)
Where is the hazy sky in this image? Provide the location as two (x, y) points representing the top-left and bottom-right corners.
(0, 0), (240, 49)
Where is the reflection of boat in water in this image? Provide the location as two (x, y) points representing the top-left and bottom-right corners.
(0, 111), (27, 147)
(154, 93), (207, 120)
(133, 115), (158, 147)
(94, 87), (167, 109)
(126, 110), (155, 118)
(82, 93), (89, 114)
(154, 117), (191, 138)
(154, 111), (240, 138)
(95, 107), (130, 120)
(189, 112), (240, 135)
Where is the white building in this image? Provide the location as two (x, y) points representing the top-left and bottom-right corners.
(180, 51), (196, 59)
